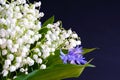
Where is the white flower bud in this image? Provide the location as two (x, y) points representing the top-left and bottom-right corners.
(15, 6), (20, 12)
(36, 22), (41, 30)
(9, 65), (16, 72)
(54, 21), (60, 27)
(16, 57), (22, 63)
(45, 34), (51, 40)
(17, 38), (23, 45)
(13, 44), (19, 49)
(7, 39), (12, 45)
(40, 64), (46, 69)
(26, 44), (30, 49)
(34, 35), (40, 41)
(35, 1), (41, 7)
(11, 47), (17, 53)
(22, 46), (29, 53)
(50, 34), (57, 40)
(69, 39), (76, 43)
(38, 34), (42, 38)
(5, 59), (11, 66)
(17, 0), (26, 4)
(65, 41), (69, 45)
(10, 31), (16, 38)
(63, 33), (69, 38)
(47, 24), (54, 28)
(70, 43), (76, 48)
(28, 38), (35, 44)
(21, 52), (27, 57)
(76, 40), (81, 45)
(20, 68), (25, 72)
(54, 31), (60, 35)
(42, 52), (50, 59)
(26, 14), (34, 20)
(2, 70), (8, 77)
(34, 48), (40, 53)
(38, 52), (41, 56)
(11, 18), (16, 25)
(7, 54), (14, 61)
(67, 44), (74, 49)
(7, 45), (12, 50)
(15, 63), (20, 69)
(27, 30), (34, 36)
(36, 58), (42, 64)
(33, 54), (38, 60)
(27, 57), (34, 66)
(0, 29), (6, 37)
(68, 29), (72, 35)
(39, 12), (44, 17)
(51, 48), (55, 52)
(47, 31), (52, 35)
(21, 0), (26, 4)
(23, 59), (27, 64)
(41, 45), (45, 49)
(25, 71), (28, 74)
(13, 76), (17, 79)
(15, 26), (20, 32)
(23, 35), (29, 41)
(71, 33), (78, 38)
(2, 49), (7, 55)
(46, 47), (50, 52)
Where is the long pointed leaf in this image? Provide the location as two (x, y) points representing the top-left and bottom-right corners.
(83, 48), (96, 55)
(15, 64), (87, 80)
(42, 16), (54, 27)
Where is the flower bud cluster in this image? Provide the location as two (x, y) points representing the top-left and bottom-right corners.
(0, 0), (43, 77)
(34, 21), (81, 60)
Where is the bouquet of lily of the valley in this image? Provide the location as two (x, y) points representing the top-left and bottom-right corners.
(0, 0), (96, 80)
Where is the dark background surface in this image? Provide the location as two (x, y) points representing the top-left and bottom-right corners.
(39, 0), (120, 80)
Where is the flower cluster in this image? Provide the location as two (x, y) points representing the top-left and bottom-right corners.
(60, 46), (87, 64)
(0, 0), (43, 77)
(0, 0), (83, 79)
(33, 21), (81, 59)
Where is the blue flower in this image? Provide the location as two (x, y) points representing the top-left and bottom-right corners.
(60, 46), (87, 65)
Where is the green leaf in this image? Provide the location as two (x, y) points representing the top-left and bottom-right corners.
(38, 27), (49, 43)
(85, 59), (95, 67)
(39, 27), (49, 34)
(15, 75), (27, 80)
(42, 16), (54, 27)
(46, 50), (62, 66)
(82, 48), (96, 55)
(87, 64), (96, 67)
(15, 64), (87, 80)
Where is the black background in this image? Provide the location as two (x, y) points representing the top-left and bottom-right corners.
(38, 0), (120, 80)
